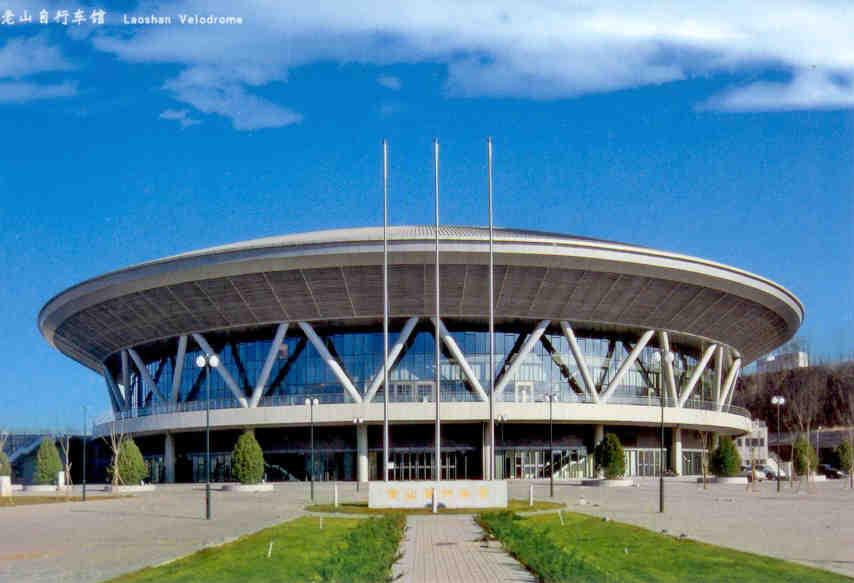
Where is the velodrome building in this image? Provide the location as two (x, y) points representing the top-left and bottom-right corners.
(38, 226), (803, 483)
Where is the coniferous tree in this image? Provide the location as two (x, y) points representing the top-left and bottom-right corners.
(710, 436), (741, 477)
(34, 438), (63, 485)
(232, 430), (265, 484)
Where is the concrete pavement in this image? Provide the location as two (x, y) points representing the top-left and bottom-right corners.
(394, 514), (535, 583)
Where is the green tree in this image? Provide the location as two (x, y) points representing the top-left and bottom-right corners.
(34, 438), (62, 485)
(836, 441), (853, 474)
(594, 433), (625, 479)
(232, 430), (265, 484)
(109, 439), (148, 485)
(710, 436), (741, 477)
(0, 451), (10, 476)
(792, 435), (817, 477)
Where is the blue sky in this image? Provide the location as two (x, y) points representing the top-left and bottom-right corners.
(0, 1), (852, 429)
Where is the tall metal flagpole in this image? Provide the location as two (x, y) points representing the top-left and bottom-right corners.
(434, 139), (441, 491)
(383, 139), (390, 482)
(487, 138), (496, 481)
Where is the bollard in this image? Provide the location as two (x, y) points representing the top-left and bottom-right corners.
(267, 541), (274, 558)
(528, 483), (534, 507)
(432, 487), (438, 514)
(333, 482), (339, 508)
(319, 516), (323, 529)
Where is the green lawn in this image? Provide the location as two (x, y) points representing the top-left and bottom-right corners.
(110, 514), (405, 583)
(478, 511), (853, 583)
(306, 498), (564, 514)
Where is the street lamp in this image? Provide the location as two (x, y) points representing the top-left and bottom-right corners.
(81, 405), (88, 502)
(817, 425), (823, 466)
(545, 392), (558, 498)
(497, 414), (509, 480)
(353, 417), (364, 491)
(305, 397), (319, 502)
(660, 351), (673, 514)
(195, 353), (219, 520)
(771, 395), (786, 493)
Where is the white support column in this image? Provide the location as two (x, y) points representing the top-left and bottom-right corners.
(494, 320), (550, 398)
(298, 322), (363, 403)
(191, 333), (249, 408)
(725, 368), (740, 408)
(560, 321), (599, 402)
(164, 433), (175, 483)
(171, 335), (187, 402)
(593, 424), (605, 478)
(102, 367), (125, 411)
(482, 422), (492, 478)
(127, 348), (169, 403)
(365, 317), (419, 403)
(678, 344), (717, 407)
(599, 330), (655, 403)
(121, 350), (130, 404)
(356, 423), (368, 483)
(250, 323), (289, 408)
(718, 358), (742, 411)
(714, 345), (724, 405)
(672, 427), (683, 476)
(431, 318), (488, 402)
(657, 331), (678, 404)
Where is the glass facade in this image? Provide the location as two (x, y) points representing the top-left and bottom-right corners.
(109, 323), (720, 412)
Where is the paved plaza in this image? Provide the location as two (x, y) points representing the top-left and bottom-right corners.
(394, 514), (535, 583)
(1, 479), (852, 581)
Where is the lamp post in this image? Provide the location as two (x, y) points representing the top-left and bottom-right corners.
(771, 395), (786, 493)
(817, 425), (823, 467)
(353, 417), (364, 491)
(497, 414), (509, 479)
(660, 352), (672, 514)
(545, 392), (557, 498)
(194, 352), (219, 520)
(306, 397), (319, 502)
(81, 406), (88, 502)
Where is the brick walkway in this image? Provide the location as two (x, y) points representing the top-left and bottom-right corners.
(394, 515), (535, 583)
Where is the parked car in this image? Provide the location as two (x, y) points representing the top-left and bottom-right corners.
(739, 467), (766, 482)
(763, 467), (787, 480)
(818, 464), (847, 479)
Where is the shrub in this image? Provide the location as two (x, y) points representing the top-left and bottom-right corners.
(836, 440), (853, 474)
(792, 435), (817, 477)
(34, 438), (63, 485)
(320, 514), (405, 582)
(109, 439), (148, 485)
(594, 433), (625, 479)
(710, 436), (741, 477)
(232, 430), (264, 484)
(0, 451), (10, 477)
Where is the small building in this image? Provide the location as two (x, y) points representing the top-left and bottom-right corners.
(736, 420), (768, 467)
(756, 351), (809, 374)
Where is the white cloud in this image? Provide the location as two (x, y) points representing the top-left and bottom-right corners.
(377, 75), (402, 91)
(86, 0), (854, 119)
(163, 67), (301, 130)
(0, 81), (77, 103)
(704, 69), (854, 111)
(0, 35), (72, 80)
(158, 108), (202, 128)
(0, 35), (77, 104)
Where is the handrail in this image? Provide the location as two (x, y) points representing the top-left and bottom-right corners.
(94, 387), (750, 425)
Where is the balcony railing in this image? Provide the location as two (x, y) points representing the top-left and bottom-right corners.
(95, 382), (750, 425)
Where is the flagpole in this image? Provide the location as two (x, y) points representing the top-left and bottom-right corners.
(383, 139), (390, 482)
(488, 137), (496, 481)
(434, 139), (441, 500)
